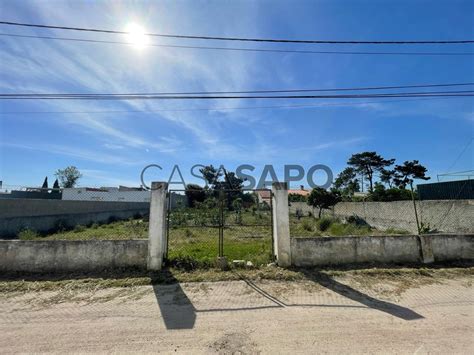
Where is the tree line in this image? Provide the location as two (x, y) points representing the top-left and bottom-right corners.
(306, 151), (430, 218)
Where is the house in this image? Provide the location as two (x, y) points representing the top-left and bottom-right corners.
(288, 185), (310, 198)
(256, 189), (272, 205)
(257, 185), (310, 205)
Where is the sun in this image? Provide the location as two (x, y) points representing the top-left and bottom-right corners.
(124, 23), (149, 49)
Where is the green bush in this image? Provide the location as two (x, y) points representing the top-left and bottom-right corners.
(318, 217), (333, 232)
(301, 219), (313, 232)
(18, 229), (40, 240)
(346, 215), (369, 227)
(73, 225), (86, 233)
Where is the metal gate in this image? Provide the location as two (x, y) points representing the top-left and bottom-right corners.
(166, 189), (274, 266)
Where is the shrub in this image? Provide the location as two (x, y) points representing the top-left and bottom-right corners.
(73, 225), (86, 233)
(318, 217), (333, 232)
(18, 229), (40, 240)
(419, 222), (436, 234)
(301, 219), (313, 232)
(346, 215), (369, 227)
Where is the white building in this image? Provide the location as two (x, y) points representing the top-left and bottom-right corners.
(62, 187), (151, 202)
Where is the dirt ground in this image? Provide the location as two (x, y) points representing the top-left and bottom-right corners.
(1, 274), (473, 354)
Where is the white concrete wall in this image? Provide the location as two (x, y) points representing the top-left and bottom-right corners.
(0, 240), (147, 272)
(291, 234), (474, 267)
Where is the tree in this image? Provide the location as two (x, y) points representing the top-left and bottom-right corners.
(380, 169), (395, 188)
(55, 166), (82, 188)
(333, 167), (360, 199)
(393, 160), (430, 234)
(307, 187), (340, 218)
(369, 182), (413, 202)
(393, 160), (430, 190)
(185, 184), (206, 208)
(289, 193), (308, 202)
(347, 152), (395, 192)
(199, 165), (244, 191)
(199, 165), (223, 187)
(52, 179), (60, 189)
(41, 176), (48, 189)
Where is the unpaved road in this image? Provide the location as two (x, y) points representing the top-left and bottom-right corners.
(1, 277), (473, 354)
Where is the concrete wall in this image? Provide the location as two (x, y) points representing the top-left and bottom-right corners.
(291, 234), (474, 267)
(289, 200), (474, 234)
(0, 240), (148, 272)
(0, 199), (149, 237)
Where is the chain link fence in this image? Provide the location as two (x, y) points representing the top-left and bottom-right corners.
(289, 181), (473, 237)
(166, 189), (273, 266)
(0, 185), (150, 240)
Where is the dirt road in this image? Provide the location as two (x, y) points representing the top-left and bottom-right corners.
(1, 276), (473, 354)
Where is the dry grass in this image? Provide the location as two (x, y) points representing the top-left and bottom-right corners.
(1, 265), (472, 304)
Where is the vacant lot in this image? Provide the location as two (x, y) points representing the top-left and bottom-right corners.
(1, 267), (472, 354)
(16, 209), (412, 265)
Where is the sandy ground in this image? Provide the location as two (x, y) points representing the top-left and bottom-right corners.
(1, 276), (473, 354)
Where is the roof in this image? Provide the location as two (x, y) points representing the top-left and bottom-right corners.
(257, 190), (271, 199)
(288, 189), (310, 196)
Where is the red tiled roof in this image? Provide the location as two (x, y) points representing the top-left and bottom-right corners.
(257, 190), (271, 199)
(288, 189), (310, 196)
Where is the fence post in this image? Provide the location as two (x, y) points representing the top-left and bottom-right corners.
(272, 182), (291, 267)
(148, 181), (168, 271)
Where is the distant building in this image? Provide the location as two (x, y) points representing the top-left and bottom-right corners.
(62, 186), (151, 202)
(0, 187), (61, 200)
(257, 185), (310, 205)
(417, 179), (474, 200)
(256, 190), (272, 205)
(288, 185), (310, 197)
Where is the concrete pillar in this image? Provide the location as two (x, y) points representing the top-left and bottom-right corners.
(148, 181), (168, 271)
(272, 182), (291, 267)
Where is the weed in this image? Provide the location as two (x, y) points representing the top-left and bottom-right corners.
(318, 217), (333, 232)
(301, 219), (313, 232)
(73, 225), (86, 233)
(18, 229), (40, 240)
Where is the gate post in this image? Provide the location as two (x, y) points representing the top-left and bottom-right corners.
(272, 182), (291, 267)
(148, 181), (168, 271)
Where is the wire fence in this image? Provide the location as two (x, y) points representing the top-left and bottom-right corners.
(289, 181), (473, 237)
(0, 185), (150, 240)
(167, 189), (273, 266)
(2, 181), (472, 243)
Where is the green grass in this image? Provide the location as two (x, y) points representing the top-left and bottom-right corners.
(290, 215), (410, 237)
(14, 209), (409, 266)
(38, 218), (149, 240)
(168, 224), (273, 266)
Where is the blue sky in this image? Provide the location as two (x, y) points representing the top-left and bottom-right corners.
(0, 0), (473, 189)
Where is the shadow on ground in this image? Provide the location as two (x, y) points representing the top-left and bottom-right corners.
(300, 270), (423, 320)
(152, 270), (196, 330)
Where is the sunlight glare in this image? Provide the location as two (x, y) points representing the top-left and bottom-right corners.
(125, 23), (149, 49)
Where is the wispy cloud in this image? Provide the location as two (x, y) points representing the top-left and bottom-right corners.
(1, 142), (145, 165)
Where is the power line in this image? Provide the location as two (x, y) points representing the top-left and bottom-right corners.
(1, 20), (473, 45)
(0, 97), (466, 115)
(1, 91), (473, 100)
(446, 138), (474, 173)
(2, 33), (473, 57)
(2, 83), (473, 97)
